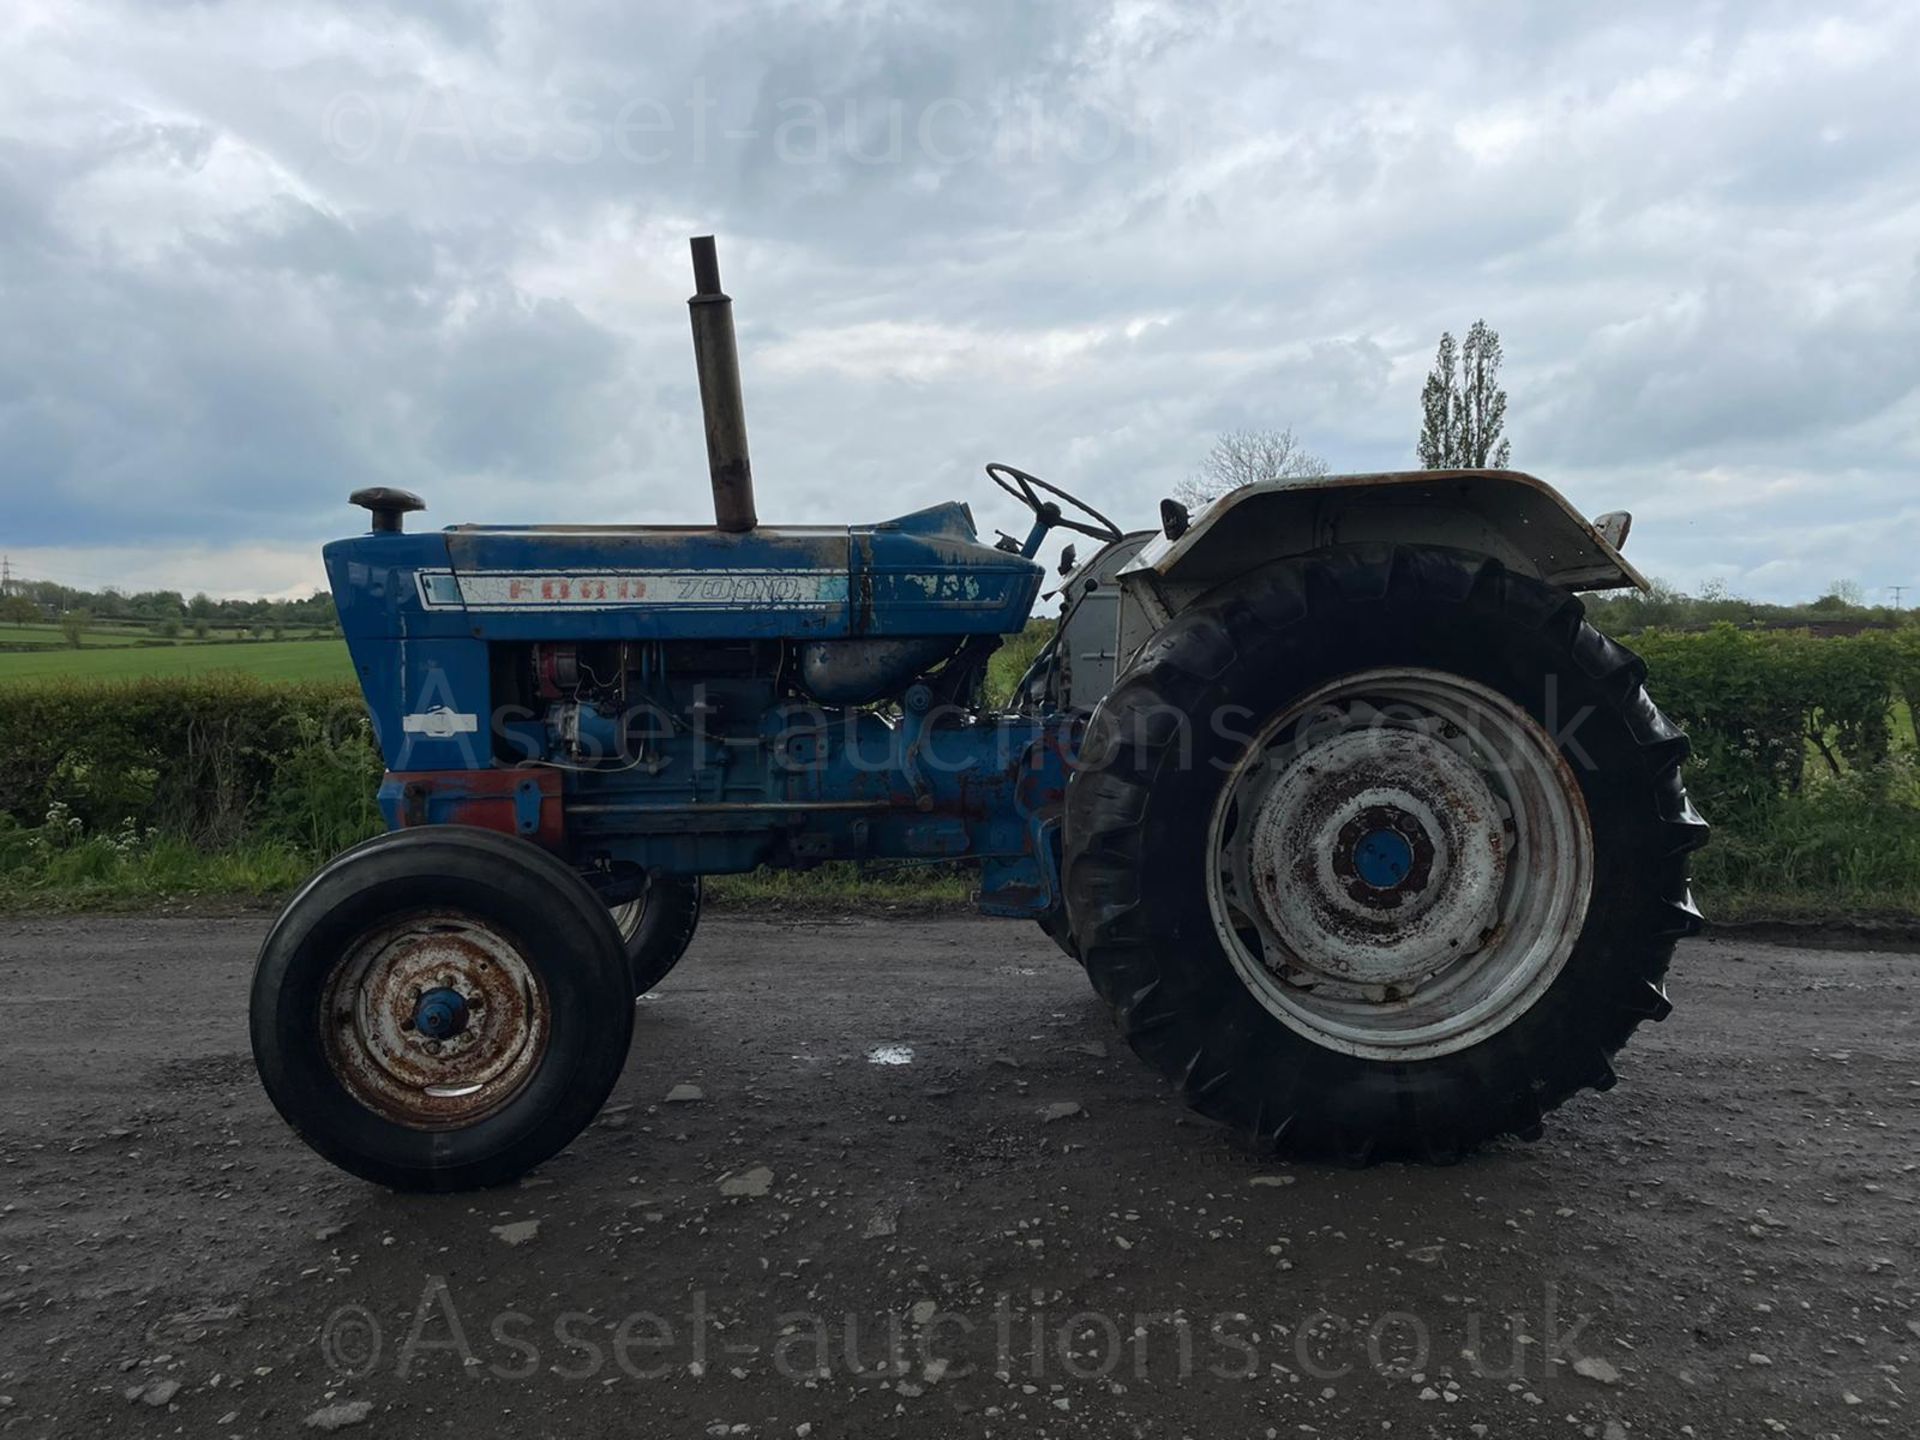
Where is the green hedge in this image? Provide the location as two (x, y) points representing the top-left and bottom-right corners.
(1622, 625), (1920, 914)
(1629, 624), (1920, 811)
(0, 676), (380, 852)
(4, 624), (1920, 918)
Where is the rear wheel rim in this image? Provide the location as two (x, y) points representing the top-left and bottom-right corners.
(320, 914), (550, 1128)
(1205, 668), (1593, 1061)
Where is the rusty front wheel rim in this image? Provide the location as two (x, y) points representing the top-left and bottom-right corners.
(1206, 668), (1594, 1061)
(320, 914), (550, 1129)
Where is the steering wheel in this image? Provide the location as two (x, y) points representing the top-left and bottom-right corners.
(985, 463), (1124, 543)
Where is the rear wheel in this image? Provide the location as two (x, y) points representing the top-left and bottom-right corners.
(251, 828), (634, 1191)
(1065, 545), (1708, 1162)
(608, 875), (704, 995)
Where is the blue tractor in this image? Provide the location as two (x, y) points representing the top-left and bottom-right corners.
(251, 238), (1707, 1190)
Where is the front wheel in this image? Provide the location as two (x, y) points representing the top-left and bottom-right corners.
(1065, 545), (1709, 1162)
(250, 828), (635, 1191)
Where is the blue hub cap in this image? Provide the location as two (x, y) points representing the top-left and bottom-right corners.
(413, 986), (470, 1041)
(1352, 826), (1415, 890)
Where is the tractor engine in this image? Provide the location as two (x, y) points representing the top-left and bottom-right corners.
(502, 638), (787, 768)
(506, 631), (984, 771)
(374, 610), (1075, 913)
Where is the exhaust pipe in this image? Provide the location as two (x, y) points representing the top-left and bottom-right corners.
(687, 235), (757, 532)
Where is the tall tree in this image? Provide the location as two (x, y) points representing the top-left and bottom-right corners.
(1176, 426), (1329, 508)
(1417, 320), (1512, 469)
(1416, 331), (1457, 470)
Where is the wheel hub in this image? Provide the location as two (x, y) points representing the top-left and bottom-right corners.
(1338, 809), (1428, 901)
(1349, 823), (1413, 891)
(412, 986), (471, 1041)
(1244, 726), (1507, 993)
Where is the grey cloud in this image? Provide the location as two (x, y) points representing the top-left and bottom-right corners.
(0, 0), (1916, 600)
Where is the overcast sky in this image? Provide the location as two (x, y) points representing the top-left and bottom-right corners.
(2, 0), (1916, 602)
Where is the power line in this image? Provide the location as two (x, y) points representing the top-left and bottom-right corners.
(0, 561), (128, 590)
(0, 560), (177, 592)
(1891, 585), (1908, 609)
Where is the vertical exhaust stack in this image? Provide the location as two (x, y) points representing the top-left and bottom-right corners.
(687, 235), (758, 532)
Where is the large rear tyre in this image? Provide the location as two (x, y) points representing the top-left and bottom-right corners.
(608, 876), (704, 995)
(250, 827), (635, 1191)
(1065, 545), (1708, 1162)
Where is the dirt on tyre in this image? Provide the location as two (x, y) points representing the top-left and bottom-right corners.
(608, 875), (704, 995)
(250, 827), (635, 1191)
(1064, 544), (1709, 1163)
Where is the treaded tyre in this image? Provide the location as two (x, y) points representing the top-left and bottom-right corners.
(608, 876), (704, 995)
(1065, 545), (1709, 1162)
(251, 827), (635, 1191)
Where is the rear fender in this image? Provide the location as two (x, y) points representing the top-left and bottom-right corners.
(1121, 470), (1646, 613)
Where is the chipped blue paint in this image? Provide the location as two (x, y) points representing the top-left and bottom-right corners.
(327, 499), (1064, 917)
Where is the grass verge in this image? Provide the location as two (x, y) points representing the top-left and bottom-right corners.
(1689, 768), (1920, 925)
(0, 838), (979, 917)
(0, 836), (318, 914)
(705, 864), (975, 914)
(2, 834), (1914, 930)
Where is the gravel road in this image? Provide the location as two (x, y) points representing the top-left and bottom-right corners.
(0, 914), (1915, 1438)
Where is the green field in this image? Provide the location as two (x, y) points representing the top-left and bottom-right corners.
(0, 623), (184, 648)
(0, 638), (355, 682)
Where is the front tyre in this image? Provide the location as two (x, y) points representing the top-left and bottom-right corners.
(1064, 546), (1709, 1162)
(250, 828), (635, 1191)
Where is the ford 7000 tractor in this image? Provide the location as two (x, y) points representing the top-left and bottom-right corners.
(250, 238), (1707, 1190)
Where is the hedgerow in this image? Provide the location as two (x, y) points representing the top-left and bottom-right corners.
(3, 624), (1920, 919)
(0, 676), (378, 849)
